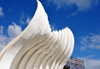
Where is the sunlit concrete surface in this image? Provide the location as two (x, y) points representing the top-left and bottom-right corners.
(0, 0), (74, 69)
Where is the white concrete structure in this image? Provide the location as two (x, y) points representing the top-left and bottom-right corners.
(0, 0), (74, 69)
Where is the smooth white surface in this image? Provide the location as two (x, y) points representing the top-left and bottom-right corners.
(0, 0), (74, 69)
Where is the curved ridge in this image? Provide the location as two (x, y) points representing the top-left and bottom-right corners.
(0, 0), (74, 69)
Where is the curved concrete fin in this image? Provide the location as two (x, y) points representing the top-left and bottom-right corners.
(0, 0), (74, 69)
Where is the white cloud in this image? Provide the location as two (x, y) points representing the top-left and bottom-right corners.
(80, 55), (100, 69)
(20, 14), (25, 24)
(7, 22), (22, 42)
(80, 34), (100, 51)
(80, 46), (86, 51)
(87, 55), (94, 58)
(0, 7), (4, 17)
(50, 25), (55, 31)
(50, 24), (57, 31)
(0, 35), (8, 51)
(0, 26), (4, 34)
(0, 26), (7, 51)
(0, 22), (22, 51)
(20, 19), (24, 24)
(48, 0), (98, 11)
(48, 0), (98, 16)
(26, 17), (31, 24)
(20, 13), (31, 24)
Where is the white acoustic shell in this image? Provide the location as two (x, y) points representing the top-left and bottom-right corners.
(0, 0), (74, 69)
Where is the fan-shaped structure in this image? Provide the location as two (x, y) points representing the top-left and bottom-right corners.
(0, 0), (74, 69)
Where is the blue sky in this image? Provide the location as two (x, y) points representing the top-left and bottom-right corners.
(0, 0), (100, 69)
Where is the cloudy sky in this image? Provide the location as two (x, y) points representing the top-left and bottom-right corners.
(0, 0), (100, 69)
